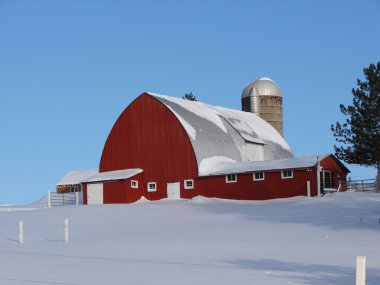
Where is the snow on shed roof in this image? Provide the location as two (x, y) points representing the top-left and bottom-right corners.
(84, 168), (143, 183)
(199, 155), (330, 176)
(57, 170), (99, 186)
(148, 93), (293, 174)
(57, 169), (143, 185)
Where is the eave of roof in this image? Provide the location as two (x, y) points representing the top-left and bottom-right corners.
(57, 170), (99, 186)
(84, 168), (143, 183)
(198, 155), (331, 177)
(57, 169), (143, 185)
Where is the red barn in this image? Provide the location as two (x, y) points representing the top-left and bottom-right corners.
(58, 92), (349, 204)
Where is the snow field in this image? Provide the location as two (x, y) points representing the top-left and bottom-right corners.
(0, 192), (379, 285)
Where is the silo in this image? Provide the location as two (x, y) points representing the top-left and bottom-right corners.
(241, 77), (283, 136)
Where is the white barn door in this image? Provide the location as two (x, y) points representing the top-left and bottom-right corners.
(167, 182), (180, 200)
(87, 183), (103, 205)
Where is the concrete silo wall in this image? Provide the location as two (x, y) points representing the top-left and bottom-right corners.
(260, 96), (283, 136)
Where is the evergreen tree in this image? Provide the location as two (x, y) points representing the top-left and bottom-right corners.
(182, 92), (197, 101)
(331, 61), (380, 190)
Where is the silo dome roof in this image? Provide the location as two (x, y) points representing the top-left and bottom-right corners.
(242, 77), (281, 98)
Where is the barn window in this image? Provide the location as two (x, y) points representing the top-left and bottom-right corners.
(254, 172), (265, 181)
(184, 179), (194, 189)
(226, 174), (237, 183)
(281, 170), (293, 179)
(131, 180), (138, 189)
(147, 182), (157, 192)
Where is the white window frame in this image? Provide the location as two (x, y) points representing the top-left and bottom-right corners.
(147, 182), (157, 192)
(131, 180), (138, 189)
(281, 170), (293, 179)
(184, 179), (194, 189)
(253, 172), (265, 181)
(225, 174), (237, 183)
(70, 185), (81, 192)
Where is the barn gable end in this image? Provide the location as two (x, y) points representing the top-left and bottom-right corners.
(99, 94), (199, 201)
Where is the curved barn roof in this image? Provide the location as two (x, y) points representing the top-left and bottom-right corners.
(148, 93), (293, 174)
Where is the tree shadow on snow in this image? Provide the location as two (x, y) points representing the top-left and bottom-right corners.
(224, 258), (380, 285)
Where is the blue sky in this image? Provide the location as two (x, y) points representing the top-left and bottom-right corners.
(0, 0), (379, 204)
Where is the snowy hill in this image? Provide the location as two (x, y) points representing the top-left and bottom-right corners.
(0, 192), (379, 285)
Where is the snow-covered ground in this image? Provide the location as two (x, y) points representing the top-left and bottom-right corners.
(0, 192), (379, 285)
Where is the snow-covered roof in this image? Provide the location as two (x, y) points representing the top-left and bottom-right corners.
(57, 170), (99, 186)
(149, 93), (293, 175)
(57, 169), (143, 185)
(85, 168), (143, 183)
(199, 155), (330, 176)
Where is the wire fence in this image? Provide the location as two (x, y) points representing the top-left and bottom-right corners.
(347, 179), (378, 192)
(0, 276), (79, 285)
(1, 249), (380, 277)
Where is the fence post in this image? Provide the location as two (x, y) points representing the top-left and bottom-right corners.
(317, 157), (321, 197)
(64, 217), (69, 243)
(356, 256), (366, 285)
(75, 192), (79, 205)
(18, 220), (24, 243)
(348, 177), (352, 191)
(306, 181), (311, 197)
(48, 191), (51, 208)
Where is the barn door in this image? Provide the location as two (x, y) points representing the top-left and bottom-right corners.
(167, 182), (180, 200)
(87, 183), (104, 205)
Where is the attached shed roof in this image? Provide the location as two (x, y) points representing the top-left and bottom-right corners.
(199, 155), (331, 176)
(85, 168), (143, 183)
(149, 93), (293, 174)
(57, 170), (99, 186)
(57, 169), (143, 185)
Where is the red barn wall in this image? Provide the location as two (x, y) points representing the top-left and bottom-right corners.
(180, 181), (201, 199)
(83, 154), (348, 204)
(103, 173), (143, 204)
(195, 168), (318, 200)
(99, 94), (198, 201)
